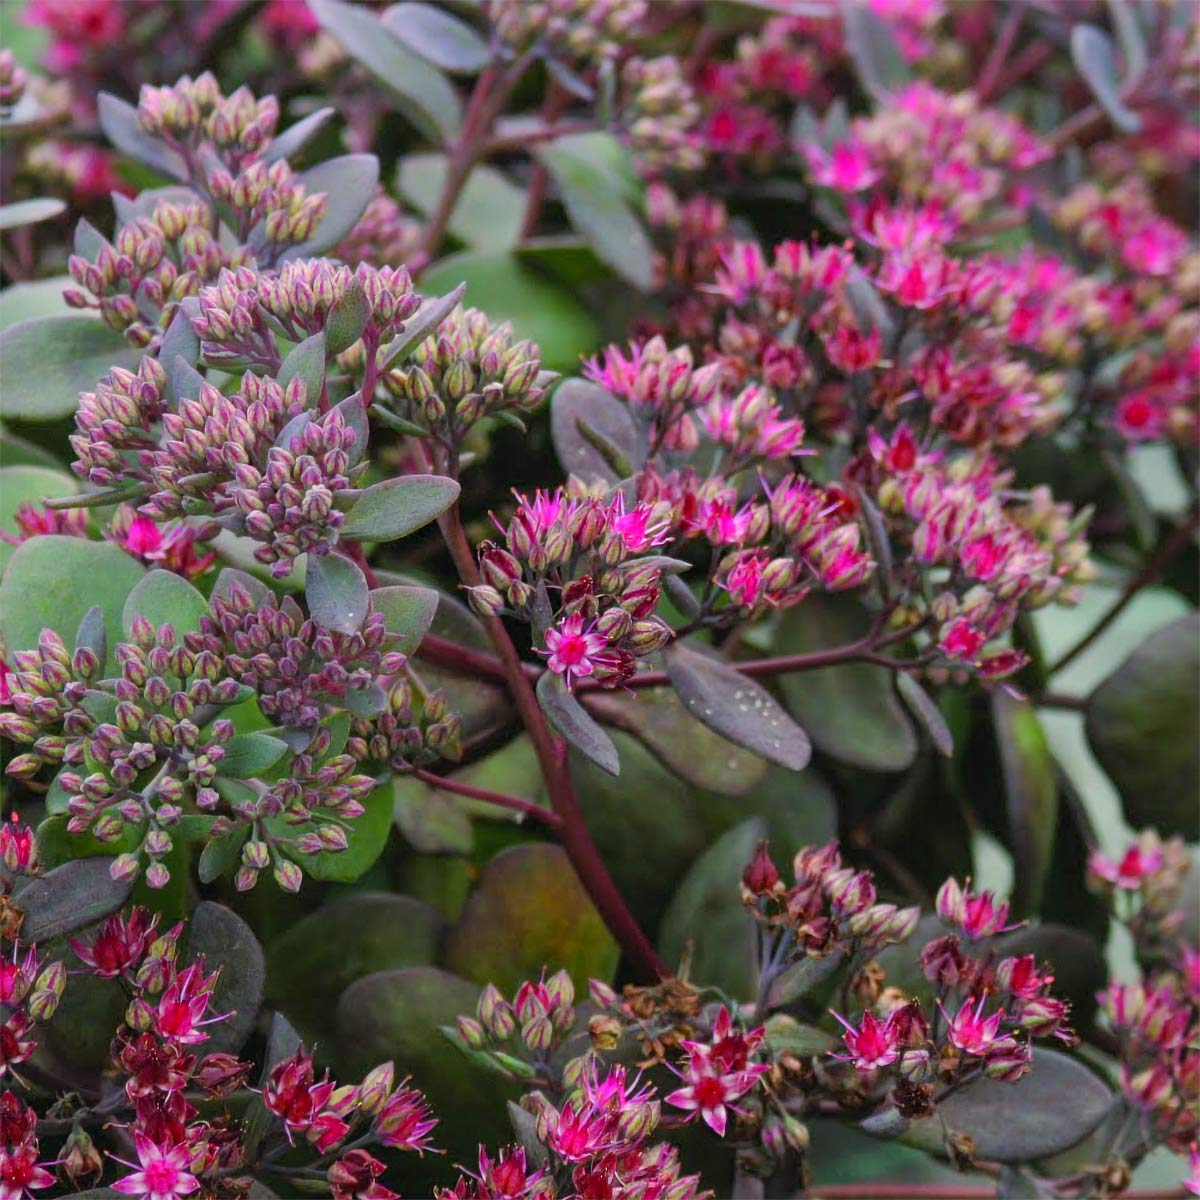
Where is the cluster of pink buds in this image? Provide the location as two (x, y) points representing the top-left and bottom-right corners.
(335, 187), (424, 271)
(2, 617), (245, 888)
(436, 1144), (553, 1200)
(471, 486), (675, 689)
(584, 336), (723, 452)
(485, 0), (646, 65)
(806, 83), (1049, 225)
(620, 55), (703, 172)
(0, 48), (28, 109)
(383, 306), (548, 450)
(189, 582), (401, 731)
(263, 1050), (436, 1163)
(65, 198), (238, 347)
(456, 971), (579, 1077)
(350, 676), (461, 773)
(0, 499), (88, 547)
(741, 840), (921, 960)
(1088, 830), (1193, 956)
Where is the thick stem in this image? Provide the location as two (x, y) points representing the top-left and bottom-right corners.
(412, 768), (560, 828)
(1049, 506), (1199, 676)
(975, 5), (1024, 102)
(438, 503), (667, 979)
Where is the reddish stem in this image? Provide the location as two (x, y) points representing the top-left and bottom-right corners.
(975, 5), (1024, 103)
(412, 768), (560, 829)
(438, 502), (668, 979)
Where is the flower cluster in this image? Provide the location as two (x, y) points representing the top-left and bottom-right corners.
(485, 0), (646, 66)
(0, 1092), (57, 1199)
(471, 487), (675, 689)
(382, 305), (548, 455)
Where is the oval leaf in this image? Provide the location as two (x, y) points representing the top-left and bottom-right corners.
(15, 858), (132, 940)
(445, 843), (618, 991)
(369, 584), (440, 654)
(97, 92), (188, 180)
(1085, 613), (1199, 837)
(339, 474), (460, 543)
(306, 551), (369, 634)
(0, 315), (140, 420)
(664, 641), (811, 771)
(0, 197), (65, 230)
(382, 3), (490, 72)
(550, 379), (643, 485)
(1071, 24), (1142, 133)
(122, 570), (209, 640)
(186, 902), (265, 1053)
(219, 733), (289, 779)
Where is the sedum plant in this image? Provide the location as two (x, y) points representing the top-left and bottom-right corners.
(0, 1), (1197, 1198)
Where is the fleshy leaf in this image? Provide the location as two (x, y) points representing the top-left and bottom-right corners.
(14, 858), (133, 941)
(664, 641), (811, 771)
(1085, 613), (1199, 836)
(897, 674), (953, 757)
(1071, 23), (1142, 133)
(842, 3), (911, 101)
(0, 315), (140, 420)
(381, 2), (490, 72)
(339, 475), (461, 543)
(444, 843), (618, 991)
(305, 551), (369, 634)
(0, 197), (65, 230)
(264, 106), (337, 165)
(218, 733), (289, 779)
(369, 584), (440, 654)
(379, 283), (466, 369)
(325, 280), (370, 355)
(550, 379), (642, 485)
(122, 570), (209, 640)
(97, 92), (188, 180)
(536, 671), (620, 776)
(186, 902), (265, 1053)
(277, 331), (327, 398)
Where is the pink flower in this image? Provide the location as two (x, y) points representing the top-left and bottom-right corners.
(939, 619), (986, 662)
(1089, 834), (1165, 890)
(374, 1084), (437, 1152)
(805, 141), (881, 192)
(72, 908), (160, 978)
(121, 516), (165, 558)
(1113, 393), (1166, 442)
(0, 1143), (56, 1200)
(0, 816), (34, 873)
(665, 1064), (763, 1137)
(1185, 1142), (1200, 1197)
(541, 615), (608, 688)
(943, 995), (1004, 1056)
(110, 1133), (198, 1200)
(829, 1009), (901, 1071)
(154, 964), (224, 1046)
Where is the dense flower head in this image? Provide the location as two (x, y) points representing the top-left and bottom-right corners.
(485, 0), (646, 64)
(384, 305), (548, 441)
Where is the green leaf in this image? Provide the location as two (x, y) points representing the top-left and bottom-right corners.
(842, 3), (911, 101)
(536, 671), (619, 776)
(1085, 613), (1199, 836)
(0, 426), (68, 469)
(764, 1013), (838, 1058)
(0, 465), (83, 576)
(264, 106), (337, 165)
(992, 692), (1058, 917)
(370, 584), (440, 654)
(892, 1048), (1113, 1162)
(1071, 24), (1141, 133)
(382, 2), (490, 72)
(14, 858), (132, 941)
(266, 892), (447, 1036)
(296, 783), (394, 882)
(122, 570), (209, 639)
(536, 133), (654, 290)
(309, 0), (463, 143)
(398, 153), (525, 251)
(550, 379), (642, 485)
(419, 252), (599, 373)
(97, 92), (188, 180)
(664, 641), (812, 771)
(219, 733), (289, 779)
(326, 281), (370, 355)
(0, 315), (140, 420)
(277, 331), (327, 399)
(1107, 0), (1147, 82)
(0, 536), (144, 656)
(776, 594), (916, 772)
(581, 686), (768, 797)
(0, 197), (65, 230)
(658, 817), (765, 997)
(339, 474), (461, 543)
(393, 774), (475, 853)
(305, 551), (369, 634)
(186, 902), (265, 1053)
(198, 825), (248, 884)
(445, 843), (619, 991)
(896, 674), (953, 757)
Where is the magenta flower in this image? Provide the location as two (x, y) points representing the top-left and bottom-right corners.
(0, 1143), (56, 1200)
(110, 1133), (198, 1200)
(374, 1083), (437, 1152)
(804, 141), (881, 192)
(1185, 1142), (1200, 1197)
(1089, 834), (1165, 890)
(666, 1059), (765, 1136)
(71, 908), (160, 978)
(943, 995), (1004, 1056)
(154, 964), (224, 1046)
(829, 1009), (901, 1071)
(541, 615), (608, 688)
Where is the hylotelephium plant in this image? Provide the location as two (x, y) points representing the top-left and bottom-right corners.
(0, 1), (1197, 1198)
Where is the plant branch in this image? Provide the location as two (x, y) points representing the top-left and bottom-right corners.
(437, 501), (667, 979)
(975, 5), (1024, 103)
(411, 767), (560, 828)
(1049, 506), (1199, 676)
